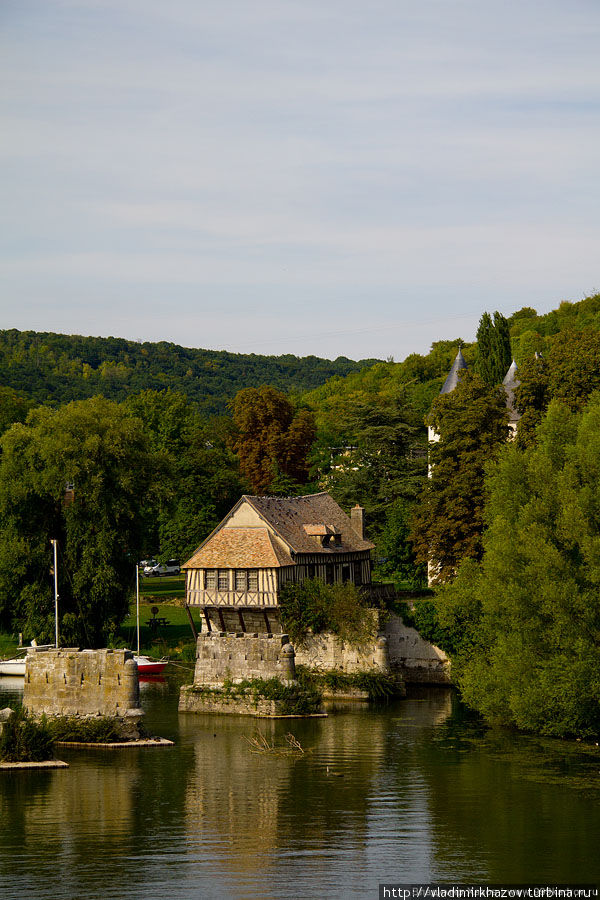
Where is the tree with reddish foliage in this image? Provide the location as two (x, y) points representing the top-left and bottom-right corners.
(230, 386), (316, 494)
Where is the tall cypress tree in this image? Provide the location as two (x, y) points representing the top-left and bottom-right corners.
(410, 372), (508, 583)
(476, 311), (512, 386)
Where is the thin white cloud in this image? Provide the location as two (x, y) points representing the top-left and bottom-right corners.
(1, 0), (599, 361)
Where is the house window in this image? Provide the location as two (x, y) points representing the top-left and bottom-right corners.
(342, 564), (351, 583)
(248, 570), (259, 591)
(354, 561), (363, 585)
(205, 570), (216, 590)
(325, 564), (334, 585)
(308, 564), (315, 578)
(235, 569), (247, 591)
(218, 569), (229, 591)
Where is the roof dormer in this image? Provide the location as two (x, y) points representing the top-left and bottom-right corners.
(302, 524), (342, 548)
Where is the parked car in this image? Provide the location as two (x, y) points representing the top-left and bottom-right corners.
(138, 558), (157, 569)
(143, 559), (180, 576)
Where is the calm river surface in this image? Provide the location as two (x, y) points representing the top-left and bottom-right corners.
(1, 675), (599, 900)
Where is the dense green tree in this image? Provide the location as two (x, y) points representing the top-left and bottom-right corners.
(514, 353), (549, 448)
(278, 578), (373, 648)
(321, 391), (425, 548)
(546, 327), (600, 410)
(475, 311), (512, 386)
(514, 327), (600, 450)
(123, 389), (243, 562)
(230, 386), (316, 494)
(410, 372), (508, 583)
(375, 500), (426, 588)
(0, 397), (159, 646)
(435, 397), (600, 739)
(0, 385), (34, 437)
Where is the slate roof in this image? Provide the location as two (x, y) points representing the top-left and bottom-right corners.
(183, 528), (293, 569)
(182, 492), (373, 570)
(502, 359), (521, 423)
(246, 493), (374, 553)
(440, 349), (468, 394)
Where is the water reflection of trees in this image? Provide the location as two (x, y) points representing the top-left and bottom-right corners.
(386, 694), (600, 882)
(3, 685), (598, 895)
(180, 695), (454, 885)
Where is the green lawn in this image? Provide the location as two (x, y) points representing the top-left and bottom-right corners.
(0, 575), (198, 663)
(118, 598), (200, 660)
(139, 573), (185, 599)
(0, 633), (20, 658)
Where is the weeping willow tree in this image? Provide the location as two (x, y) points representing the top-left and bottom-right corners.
(0, 397), (159, 647)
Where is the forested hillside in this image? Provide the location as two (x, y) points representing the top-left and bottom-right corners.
(2, 292), (600, 737)
(0, 329), (377, 413)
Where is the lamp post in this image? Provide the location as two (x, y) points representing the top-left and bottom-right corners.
(50, 538), (59, 648)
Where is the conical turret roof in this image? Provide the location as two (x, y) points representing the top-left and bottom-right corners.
(502, 359), (521, 423)
(440, 349), (468, 394)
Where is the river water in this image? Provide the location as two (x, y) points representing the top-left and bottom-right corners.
(1, 675), (599, 899)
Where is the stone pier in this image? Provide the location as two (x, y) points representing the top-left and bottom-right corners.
(23, 648), (144, 740)
(191, 632), (296, 686)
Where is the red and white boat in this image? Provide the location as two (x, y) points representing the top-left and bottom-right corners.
(0, 651), (166, 678)
(0, 565), (168, 679)
(134, 655), (167, 676)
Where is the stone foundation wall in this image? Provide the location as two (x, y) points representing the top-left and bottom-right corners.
(293, 632), (390, 674)
(293, 614), (449, 683)
(383, 615), (450, 684)
(193, 633), (295, 686)
(195, 606), (450, 685)
(23, 648), (142, 717)
(179, 685), (287, 717)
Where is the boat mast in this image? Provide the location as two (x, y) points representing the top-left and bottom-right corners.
(136, 563), (140, 657)
(51, 538), (59, 648)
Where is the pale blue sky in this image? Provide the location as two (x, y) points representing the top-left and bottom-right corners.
(1, 0), (599, 361)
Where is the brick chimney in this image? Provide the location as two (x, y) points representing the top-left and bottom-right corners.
(350, 504), (365, 539)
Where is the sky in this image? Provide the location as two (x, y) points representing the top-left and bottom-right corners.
(1, 0), (599, 362)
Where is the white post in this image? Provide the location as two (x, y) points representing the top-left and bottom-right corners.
(51, 539), (59, 648)
(136, 563), (140, 657)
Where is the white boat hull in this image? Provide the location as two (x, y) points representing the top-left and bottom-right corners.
(0, 654), (166, 677)
(0, 658), (26, 676)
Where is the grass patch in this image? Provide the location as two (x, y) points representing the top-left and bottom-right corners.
(47, 716), (148, 743)
(0, 633), (20, 659)
(0, 706), (55, 762)
(192, 677), (323, 716)
(139, 575), (185, 599)
(296, 665), (402, 700)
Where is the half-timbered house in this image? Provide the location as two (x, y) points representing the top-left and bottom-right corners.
(183, 492), (374, 633)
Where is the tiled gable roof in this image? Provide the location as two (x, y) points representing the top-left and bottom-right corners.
(182, 491), (374, 570)
(183, 527), (293, 569)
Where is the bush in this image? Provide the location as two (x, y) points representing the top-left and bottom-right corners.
(296, 666), (402, 700)
(46, 716), (126, 744)
(279, 579), (375, 648)
(394, 597), (456, 654)
(0, 706), (55, 762)
(194, 677), (323, 716)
